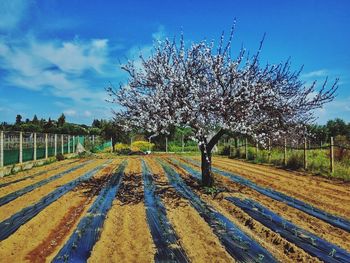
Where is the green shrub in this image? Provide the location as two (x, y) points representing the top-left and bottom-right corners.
(169, 144), (199, 152)
(131, 141), (154, 152)
(286, 152), (303, 170)
(115, 143), (131, 154)
(56, 153), (65, 161)
(218, 145), (230, 156)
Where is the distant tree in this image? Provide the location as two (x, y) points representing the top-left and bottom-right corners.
(89, 127), (101, 136)
(57, 113), (66, 127)
(32, 115), (39, 125)
(25, 118), (30, 123)
(92, 119), (102, 128)
(100, 119), (130, 150)
(43, 118), (54, 132)
(326, 118), (348, 137)
(110, 27), (337, 186)
(15, 114), (22, 125)
(308, 124), (328, 144)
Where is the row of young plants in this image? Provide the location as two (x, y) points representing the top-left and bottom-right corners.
(141, 160), (189, 262)
(0, 159), (79, 188)
(53, 160), (127, 262)
(159, 160), (277, 262)
(226, 197), (350, 263)
(0, 162), (109, 241)
(0, 160), (92, 206)
(183, 158), (350, 233)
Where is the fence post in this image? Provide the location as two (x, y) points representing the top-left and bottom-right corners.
(255, 141), (259, 159)
(245, 138), (248, 160)
(0, 131), (3, 167)
(54, 134), (57, 156)
(110, 137), (113, 153)
(166, 137), (168, 153)
(61, 135), (64, 154)
(45, 133), (48, 159)
(68, 135), (71, 154)
(304, 137), (307, 170)
(284, 138), (287, 166)
(34, 133), (37, 161)
(92, 135), (95, 145)
(19, 131), (23, 164)
(268, 138), (271, 163)
(330, 136), (334, 174)
(73, 136), (75, 153)
(181, 133), (184, 153)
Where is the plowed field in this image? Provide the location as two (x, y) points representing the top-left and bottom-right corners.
(0, 155), (349, 263)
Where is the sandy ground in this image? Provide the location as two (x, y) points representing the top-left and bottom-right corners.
(178, 156), (350, 252)
(1, 155), (349, 262)
(210, 157), (350, 218)
(0, 159), (78, 185)
(0, 160), (106, 222)
(145, 157), (233, 263)
(89, 157), (155, 263)
(0, 159), (119, 263)
(0, 159), (82, 197)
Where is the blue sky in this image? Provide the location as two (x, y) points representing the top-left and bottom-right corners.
(0, 0), (349, 125)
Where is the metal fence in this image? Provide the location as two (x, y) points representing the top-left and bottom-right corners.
(218, 136), (350, 179)
(0, 131), (86, 167)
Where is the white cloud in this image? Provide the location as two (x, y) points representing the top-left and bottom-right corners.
(0, 36), (110, 102)
(63, 109), (77, 116)
(314, 96), (350, 124)
(301, 69), (328, 79)
(0, 25), (169, 124)
(0, 0), (29, 31)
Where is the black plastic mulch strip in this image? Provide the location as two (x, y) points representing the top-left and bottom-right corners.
(227, 197), (350, 263)
(52, 160), (127, 263)
(169, 158), (201, 180)
(160, 160), (277, 263)
(184, 158), (350, 233)
(142, 160), (189, 263)
(0, 161), (110, 241)
(0, 159), (80, 189)
(0, 160), (92, 207)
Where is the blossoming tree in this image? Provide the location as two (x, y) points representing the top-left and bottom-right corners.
(108, 28), (337, 186)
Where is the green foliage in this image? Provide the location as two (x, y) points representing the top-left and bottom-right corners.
(218, 145), (231, 156)
(115, 143), (131, 155)
(131, 141), (154, 151)
(203, 186), (221, 197)
(286, 152), (304, 170)
(56, 153), (65, 161)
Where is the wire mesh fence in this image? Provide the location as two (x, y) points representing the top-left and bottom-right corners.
(0, 131), (86, 167)
(218, 136), (350, 180)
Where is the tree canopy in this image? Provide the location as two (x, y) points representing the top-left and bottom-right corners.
(109, 26), (337, 186)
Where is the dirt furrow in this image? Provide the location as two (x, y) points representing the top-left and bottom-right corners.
(0, 160), (119, 263)
(145, 156), (233, 263)
(173, 157), (350, 252)
(169, 159), (321, 263)
(0, 160), (105, 222)
(211, 156), (350, 196)
(88, 157), (155, 263)
(210, 158), (350, 219)
(0, 159), (84, 197)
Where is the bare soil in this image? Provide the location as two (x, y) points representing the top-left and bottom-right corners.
(0, 155), (349, 262)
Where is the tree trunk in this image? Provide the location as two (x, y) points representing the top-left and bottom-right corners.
(201, 148), (214, 187)
(199, 129), (226, 187)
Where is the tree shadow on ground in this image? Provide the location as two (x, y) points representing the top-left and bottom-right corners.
(152, 173), (188, 209)
(166, 158), (247, 199)
(73, 173), (112, 197)
(117, 172), (144, 206)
